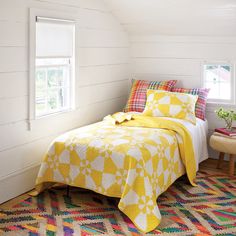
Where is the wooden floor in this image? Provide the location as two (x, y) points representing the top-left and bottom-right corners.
(200, 157), (235, 175)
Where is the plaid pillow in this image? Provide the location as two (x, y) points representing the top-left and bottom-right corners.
(124, 79), (177, 112)
(171, 87), (210, 120)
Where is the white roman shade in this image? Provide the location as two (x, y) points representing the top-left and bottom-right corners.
(36, 17), (75, 58)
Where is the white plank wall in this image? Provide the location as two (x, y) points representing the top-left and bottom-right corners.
(104, 0), (236, 36)
(0, 0), (130, 203)
(130, 34), (236, 158)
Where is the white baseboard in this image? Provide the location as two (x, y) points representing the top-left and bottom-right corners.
(0, 164), (40, 204)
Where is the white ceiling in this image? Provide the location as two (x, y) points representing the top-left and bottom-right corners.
(104, 0), (236, 36)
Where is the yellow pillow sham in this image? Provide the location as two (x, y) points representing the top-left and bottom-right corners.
(143, 90), (198, 124)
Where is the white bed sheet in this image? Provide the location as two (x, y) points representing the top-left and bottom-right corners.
(166, 117), (209, 169)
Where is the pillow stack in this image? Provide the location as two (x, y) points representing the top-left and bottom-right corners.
(124, 79), (177, 113)
(124, 79), (210, 123)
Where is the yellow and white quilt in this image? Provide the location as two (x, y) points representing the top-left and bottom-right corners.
(34, 113), (197, 233)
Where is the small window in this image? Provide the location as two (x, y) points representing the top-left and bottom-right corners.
(35, 17), (75, 117)
(203, 64), (234, 104)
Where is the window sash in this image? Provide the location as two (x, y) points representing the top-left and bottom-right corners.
(203, 63), (235, 104)
(35, 58), (73, 117)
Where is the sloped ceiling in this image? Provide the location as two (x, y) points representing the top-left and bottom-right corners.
(104, 0), (236, 36)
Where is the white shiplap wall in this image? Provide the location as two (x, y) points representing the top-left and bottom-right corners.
(104, 0), (236, 36)
(130, 34), (236, 155)
(0, 0), (130, 203)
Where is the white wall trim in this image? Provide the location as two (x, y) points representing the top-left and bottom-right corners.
(0, 164), (40, 204)
(29, 8), (79, 127)
(0, 162), (40, 182)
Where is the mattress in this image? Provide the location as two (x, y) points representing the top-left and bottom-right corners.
(164, 117), (208, 167)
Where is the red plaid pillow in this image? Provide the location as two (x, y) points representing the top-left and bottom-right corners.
(171, 87), (210, 120)
(124, 79), (177, 112)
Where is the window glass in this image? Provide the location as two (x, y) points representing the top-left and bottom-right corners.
(203, 64), (232, 101)
(35, 58), (71, 116)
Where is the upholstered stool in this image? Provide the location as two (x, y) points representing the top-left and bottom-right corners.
(210, 132), (236, 176)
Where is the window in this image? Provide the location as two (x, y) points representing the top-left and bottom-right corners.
(35, 17), (75, 117)
(30, 12), (76, 119)
(35, 58), (72, 117)
(203, 63), (234, 104)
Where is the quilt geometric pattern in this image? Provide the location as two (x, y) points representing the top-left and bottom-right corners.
(0, 171), (236, 235)
(143, 90), (198, 125)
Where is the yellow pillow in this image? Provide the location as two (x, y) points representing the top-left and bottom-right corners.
(143, 90), (198, 124)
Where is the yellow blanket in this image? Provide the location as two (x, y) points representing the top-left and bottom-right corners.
(34, 113), (196, 233)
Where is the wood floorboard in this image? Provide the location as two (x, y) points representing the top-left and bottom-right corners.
(200, 157), (236, 175)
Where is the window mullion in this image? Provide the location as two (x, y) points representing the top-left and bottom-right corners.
(46, 67), (49, 114)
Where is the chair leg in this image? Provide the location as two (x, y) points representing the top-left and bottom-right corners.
(229, 154), (235, 176)
(217, 152), (224, 169)
(66, 185), (70, 197)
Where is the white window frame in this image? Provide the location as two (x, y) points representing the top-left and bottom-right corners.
(29, 8), (79, 127)
(202, 62), (235, 105)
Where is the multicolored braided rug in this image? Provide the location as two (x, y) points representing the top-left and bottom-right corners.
(0, 171), (236, 235)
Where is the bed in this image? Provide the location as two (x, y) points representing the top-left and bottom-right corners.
(34, 112), (208, 233)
